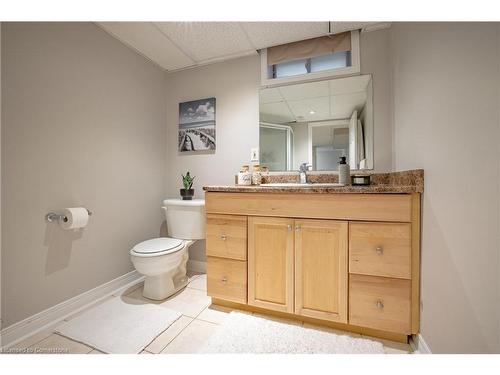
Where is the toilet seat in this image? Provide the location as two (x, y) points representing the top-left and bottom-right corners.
(130, 237), (185, 258)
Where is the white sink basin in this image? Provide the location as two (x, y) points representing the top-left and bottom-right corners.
(261, 182), (345, 188)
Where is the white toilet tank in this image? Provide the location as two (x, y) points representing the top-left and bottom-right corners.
(163, 199), (205, 240)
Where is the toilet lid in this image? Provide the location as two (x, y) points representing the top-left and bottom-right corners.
(131, 237), (184, 255)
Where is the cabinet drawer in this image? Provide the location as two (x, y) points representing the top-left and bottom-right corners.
(206, 192), (412, 222)
(349, 274), (411, 334)
(349, 222), (411, 279)
(206, 214), (247, 260)
(207, 257), (247, 304)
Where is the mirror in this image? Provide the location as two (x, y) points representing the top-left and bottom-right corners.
(259, 74), (373, 171)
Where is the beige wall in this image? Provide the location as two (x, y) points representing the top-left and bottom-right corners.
(166, 55), (260, 193)
(391, 22), (500, 353)
(165, 55), (261, 262)
(1, 23), (168, 327)
(0, 22), (3, 336)
(360, 28), (394, 172)
(498, 24), (500, 354)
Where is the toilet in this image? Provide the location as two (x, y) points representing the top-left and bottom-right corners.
(130, 199), (205, 300)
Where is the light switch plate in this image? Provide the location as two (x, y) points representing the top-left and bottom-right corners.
(250, 147), (259, 162)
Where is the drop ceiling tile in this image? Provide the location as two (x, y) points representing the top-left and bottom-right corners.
(260, 102), (295, 124)
(99, 22), (387, 73)
(278, 80), (330, 101)
(240, 22), (329, 49)
(98, 22), (194, 70)
(329, 75), (371, 96)
(330, 92), (367, 119)
(155, 22), (256, 63)
(287, 97), (330, 122)
(260, 87), (283, 104)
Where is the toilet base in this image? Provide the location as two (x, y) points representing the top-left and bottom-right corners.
(141, 247), (190, 301)
(142, 274), (189, 300)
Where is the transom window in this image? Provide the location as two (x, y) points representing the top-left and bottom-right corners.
(261, 30), (360, 86)
(273, 51), (352, 78)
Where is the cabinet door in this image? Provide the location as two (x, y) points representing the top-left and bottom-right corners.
(248, 216), (294, 313)
(295, 219), (348, 323)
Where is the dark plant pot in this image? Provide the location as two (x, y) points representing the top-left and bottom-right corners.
(180, 188), (194, 200)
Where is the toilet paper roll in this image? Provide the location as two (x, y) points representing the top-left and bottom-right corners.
(59, 207), (89, 230)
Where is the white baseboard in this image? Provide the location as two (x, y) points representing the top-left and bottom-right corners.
(187, 259), (206, 273)
(0, 270), (144, 349)
(409, 334), (432, 354)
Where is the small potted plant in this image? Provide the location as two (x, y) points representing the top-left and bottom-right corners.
(180, 171), (195, 200)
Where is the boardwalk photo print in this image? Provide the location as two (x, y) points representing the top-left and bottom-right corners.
(178, 98), (216, 152)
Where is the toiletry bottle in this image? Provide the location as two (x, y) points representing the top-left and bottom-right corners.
(237, 165), (251, 185)
(338, 156), (350, 185)
(251, 165), (262, 185)
(261, 166), (269, 183)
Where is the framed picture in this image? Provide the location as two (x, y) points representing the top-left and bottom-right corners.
(178, 97), (216, 152)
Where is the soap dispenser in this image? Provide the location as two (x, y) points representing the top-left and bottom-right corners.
(338, 156), (350, 185)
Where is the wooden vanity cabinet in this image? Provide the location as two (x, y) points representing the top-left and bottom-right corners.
(205, 191), (421, 341)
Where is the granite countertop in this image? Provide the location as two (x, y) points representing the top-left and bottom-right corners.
(203, 169), (424, 194)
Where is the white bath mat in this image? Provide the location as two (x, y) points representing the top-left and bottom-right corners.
(56, 296), (181, 354)
(200, 312), (384, 354)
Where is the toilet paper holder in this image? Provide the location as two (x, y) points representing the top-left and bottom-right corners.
(45, 208), (92, 223)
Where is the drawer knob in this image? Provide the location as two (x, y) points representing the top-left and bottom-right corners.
(375, 246), (384, 255)
(295, 225), (301, 231)
(287, 225), (292, 231)
(220, 235), (227, 240)
(376, 299), (384, 310)
(221, 277), (228, 284)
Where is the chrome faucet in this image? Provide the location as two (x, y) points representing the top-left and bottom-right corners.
(299, 162), (311, 184)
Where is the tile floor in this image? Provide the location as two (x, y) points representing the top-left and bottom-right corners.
(3, 273), (411, 354)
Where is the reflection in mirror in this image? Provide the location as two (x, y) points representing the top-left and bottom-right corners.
(259, 75), (373, 171)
